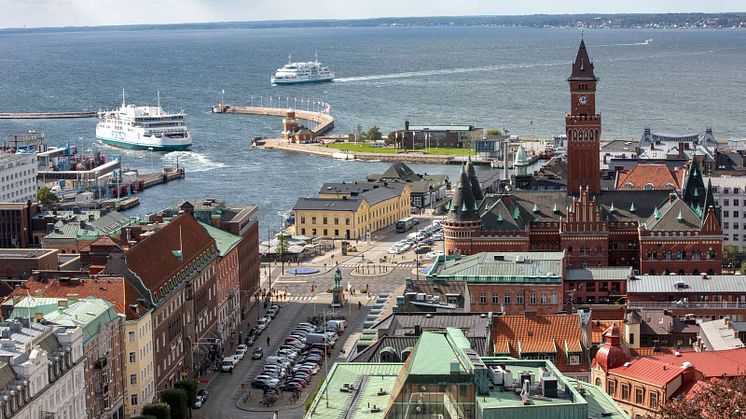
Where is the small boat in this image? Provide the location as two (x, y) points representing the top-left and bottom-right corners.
(332, 152), (355, 161)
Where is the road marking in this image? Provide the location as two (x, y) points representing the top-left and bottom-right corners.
(274, 280), (308, 284)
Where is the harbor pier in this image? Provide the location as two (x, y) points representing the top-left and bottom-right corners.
(0, 111), (98, 119)
(212, 102), (334, 137)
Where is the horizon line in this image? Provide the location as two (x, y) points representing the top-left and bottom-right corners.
(2, 11), (746, 32)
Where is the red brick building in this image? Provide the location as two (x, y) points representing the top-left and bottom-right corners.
(444, 39), (723, 275)
(566, 38), (601, 195)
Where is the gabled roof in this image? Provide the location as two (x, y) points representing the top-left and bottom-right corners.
(293, 197), (363, 211)
(568, 38), (596, 81)
(615, 163), (684, 190)
(648, 348), (746, 378)
(645, 196), (702, 232)
(492, 314), (589, 372)
(199, 222), (241, 257)
(5, 276), (127, 315)
(608, 357), (687, 387)
(125, 214), (216, 297)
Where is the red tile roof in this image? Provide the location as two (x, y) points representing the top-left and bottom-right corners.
(609, 357), (687, 387)
(648, 348), (746, 379)
(125, 214), (215, 302)
(591, 320), (614, 344)
(492, 314), (589, 372)
(615, 163), (685, 190)
(5, 276), (127, 315)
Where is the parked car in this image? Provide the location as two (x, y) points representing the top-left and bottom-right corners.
(246, 335), (256, 346)
(282, 381), (303, 392)
(415, 245), (431, 254)
(220, 356), (238, 372)
(235, 344), (248, 360)
(425, 251), (444, 260)
(252, 346), (264, 360)
(251, 377), (280, 390)
(193, 389), (209, 408)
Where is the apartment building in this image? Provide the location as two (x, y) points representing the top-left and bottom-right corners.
(0, 153), (37, 204)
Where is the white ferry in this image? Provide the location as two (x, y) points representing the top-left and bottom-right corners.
(271, 53), (335, 85)
(96, 91), (192, 151)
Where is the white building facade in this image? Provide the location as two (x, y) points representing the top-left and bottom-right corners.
(708, 176), (746, 251)
(0, 320), (86, 419)
(0, 153), (37, 203)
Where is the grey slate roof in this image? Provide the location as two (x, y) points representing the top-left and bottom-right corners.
(565, 267), (632, 281)
(628, 275), (746, 294)
(371, 312), (491, 338)
(293, 197), (363, 211)
(645, 196), (702, 232)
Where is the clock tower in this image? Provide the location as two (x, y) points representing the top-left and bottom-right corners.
(566, 38), (601, 194)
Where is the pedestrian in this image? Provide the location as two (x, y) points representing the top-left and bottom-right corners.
(267, 336), (270, 347)
(358, 301), (362, 309)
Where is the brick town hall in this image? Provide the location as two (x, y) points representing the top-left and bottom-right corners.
(443, 39), (723, 275)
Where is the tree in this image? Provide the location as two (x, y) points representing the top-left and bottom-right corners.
(366, 126), (383, 143)
(658, 374), (746, 418)
(142, 403), (171, 419)
(485, 129), (503, 136)
(276, 233), (289, 274)
(174, 380), (197, 417)
(723, 244), (738, 272)
(37, 187), (59, 208)
(741, 259), (746, 275)
(161, 388), (188, 419)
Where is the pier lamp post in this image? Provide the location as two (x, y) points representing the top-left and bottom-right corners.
(294, 98), (298, 109)
(148, 147), (154, 172)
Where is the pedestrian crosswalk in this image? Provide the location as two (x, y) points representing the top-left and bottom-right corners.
(337, 263), (417, 269)
(289, 295), (315, 302)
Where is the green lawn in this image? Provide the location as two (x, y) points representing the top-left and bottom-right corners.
(318, 142), (474, 157)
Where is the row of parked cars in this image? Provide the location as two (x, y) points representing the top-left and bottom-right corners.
(220, 302), (282, 373)
(388, 220), (444, 255)
(250, 319), (346, 392)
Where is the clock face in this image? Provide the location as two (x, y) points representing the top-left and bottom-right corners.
(578, 95), (588, 106)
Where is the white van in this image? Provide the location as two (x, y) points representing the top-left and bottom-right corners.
(220, 356), (238, 372)
(326, 319), (347, 334)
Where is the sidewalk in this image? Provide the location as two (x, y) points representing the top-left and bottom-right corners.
(195, 300), (263, 388)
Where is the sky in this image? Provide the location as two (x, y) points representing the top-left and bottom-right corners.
(0, 0), (743, 29)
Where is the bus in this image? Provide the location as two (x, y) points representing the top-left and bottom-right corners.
(396, 217), (416, 233)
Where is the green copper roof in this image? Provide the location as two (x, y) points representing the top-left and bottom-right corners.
(497, 213), (503, 222)
(693, 187), (699, 197)
(532, 203), (539, 213)
(677, 210), (684, 221)
(512, 206), (520, 220)
(461, 202), (468, 212)
(654, 206), (661, 219)
(552, 202), (559, 213)
(514, 144), (529, 166)
(609, 202), (615, 212)
(629, 202), (636, 212)
(10, 297), (121, 344)
(199, 221), (241, 257)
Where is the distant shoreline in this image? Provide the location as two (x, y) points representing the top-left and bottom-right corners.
(2, 12), (745, 34)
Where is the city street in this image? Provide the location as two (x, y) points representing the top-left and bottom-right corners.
(193, 215), (438, 418)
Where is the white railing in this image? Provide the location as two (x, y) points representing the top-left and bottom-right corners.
(628, 301), (746, 310)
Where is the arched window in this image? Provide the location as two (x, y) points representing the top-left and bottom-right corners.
(595, 378), (602, 387)
(644, 183), (655, 190)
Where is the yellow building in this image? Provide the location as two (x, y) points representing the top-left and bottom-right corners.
(125, 309), (156, 416)
(294, 182), (410, 240)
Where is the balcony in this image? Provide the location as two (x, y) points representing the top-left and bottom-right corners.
(628, 301), (746, 310)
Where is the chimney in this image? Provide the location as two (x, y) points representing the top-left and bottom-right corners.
(57, 299), (68, 309)
(34, 312), (44, 321)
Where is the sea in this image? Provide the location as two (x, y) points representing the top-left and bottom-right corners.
(1, 26), (745, 230)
